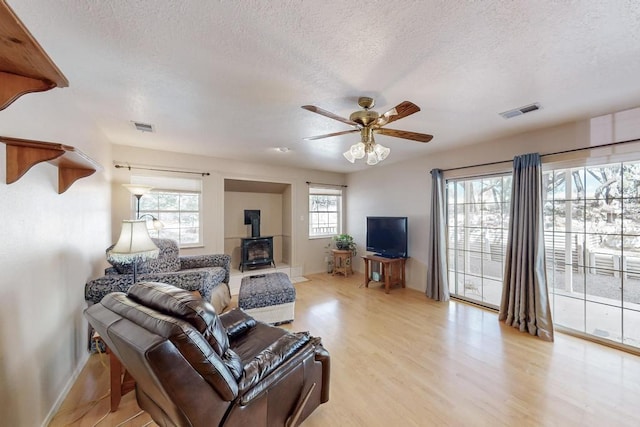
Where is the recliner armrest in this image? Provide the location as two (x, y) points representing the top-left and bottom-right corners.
(238, 332), (311, 393)
(220, 308), (257, 338)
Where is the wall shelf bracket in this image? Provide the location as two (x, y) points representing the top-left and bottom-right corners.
(0, 71), (55, 110)
(1, 136), (99, 193)
(0, 0), (68, 110)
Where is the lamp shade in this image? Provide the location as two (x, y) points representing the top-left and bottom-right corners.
(107, 220), (159, 264)
(151, 218), (164, 230)
(374, 143), (390, 161)
(366, 151), (379, 165)
(343, 150), (356, 163)
(351, 142), (366, 159)
(139, 214), (165, 230)
(122, 184), (153, 196)
(343, 138), (389, 166)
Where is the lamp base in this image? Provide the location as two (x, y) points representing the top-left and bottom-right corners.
(132, 260), (138, 284)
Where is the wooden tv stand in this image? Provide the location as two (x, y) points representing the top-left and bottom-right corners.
(361, 254), (407, 294)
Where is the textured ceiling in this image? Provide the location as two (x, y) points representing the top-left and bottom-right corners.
(7, 1), (640, 173)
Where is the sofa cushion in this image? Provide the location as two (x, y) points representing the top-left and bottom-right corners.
(108, 238), (180, 274)
(128, 282), (230, 356)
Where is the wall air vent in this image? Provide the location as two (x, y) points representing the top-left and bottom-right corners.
(499, 103), (541, 119)
(132, 121), (154, 132)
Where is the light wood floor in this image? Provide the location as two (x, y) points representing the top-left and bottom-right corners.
(51, 273), (640, 426)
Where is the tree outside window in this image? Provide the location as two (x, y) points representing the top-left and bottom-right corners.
(543, 161), (640, 348)
(139, 191), (201, 247)
(446, 174), (511, 307)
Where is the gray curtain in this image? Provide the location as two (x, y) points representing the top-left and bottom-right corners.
(426, 169), (450, 301)
(499, 153), (554, 341)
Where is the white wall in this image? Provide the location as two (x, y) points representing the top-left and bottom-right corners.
(0, 91), (112, 426)
(111, 144), (346, 274)
(346, 120), (591, 292)
(282, 184), (293, 266)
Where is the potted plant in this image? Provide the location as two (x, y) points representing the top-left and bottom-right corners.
(333, 233), (357, 255)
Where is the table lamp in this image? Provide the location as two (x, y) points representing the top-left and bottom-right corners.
(107, 220), (159, 283)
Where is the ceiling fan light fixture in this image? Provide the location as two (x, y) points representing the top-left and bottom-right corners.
(301, 97), (432, 166)
(343, 150), (356, 163)
(351, 142), (366, 159)
(361, 128), (374, 144)
(374, 143), (390, 161)
(366, 151), (379, 166)
(346, 138), (389, 166)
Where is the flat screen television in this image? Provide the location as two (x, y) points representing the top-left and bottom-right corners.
(366, 216), (408, 258)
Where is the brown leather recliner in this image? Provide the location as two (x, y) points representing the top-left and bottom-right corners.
(84, 281), (330, 427)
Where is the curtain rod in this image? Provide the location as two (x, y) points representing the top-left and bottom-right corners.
(306, 181), (348, 188)
(441, 137), (640, 172)
(115, 163), (210, 176)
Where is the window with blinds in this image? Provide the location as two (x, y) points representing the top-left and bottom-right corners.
(309, 186), (343, 238)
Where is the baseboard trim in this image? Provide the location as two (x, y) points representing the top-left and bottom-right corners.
(41, 350), (90, 427)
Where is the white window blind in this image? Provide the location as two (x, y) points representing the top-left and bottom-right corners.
(309, 185), (343, 238)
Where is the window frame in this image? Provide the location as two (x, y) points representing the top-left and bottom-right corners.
(130, 176), (203, 248)
(308, 186), (343, 239)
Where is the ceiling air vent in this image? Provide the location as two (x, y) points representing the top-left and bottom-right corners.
(499, 103), (541, 119)
(132, 121), (154, 132)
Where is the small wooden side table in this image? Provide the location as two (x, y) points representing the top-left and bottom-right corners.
(362, 254), (407, 294)
(93, 333), (136, 412)
(332, 249), (353, 277)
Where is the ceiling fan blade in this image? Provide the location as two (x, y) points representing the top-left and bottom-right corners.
(302, 105), (359, 126)
(303, 129), (359, 141)
(376, 101), (421, 126)
(374, 128), (433, 143)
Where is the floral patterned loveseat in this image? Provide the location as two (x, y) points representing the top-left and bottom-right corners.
(84, 238), (231, 313)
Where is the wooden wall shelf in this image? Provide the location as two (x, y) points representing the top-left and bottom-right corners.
(1, 136), (99, 193)
(0, 0), (69, 110)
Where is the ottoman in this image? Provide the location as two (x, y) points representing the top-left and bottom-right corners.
(239, 272), (296, 325)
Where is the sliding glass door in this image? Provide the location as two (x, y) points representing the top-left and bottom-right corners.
(446, 174), (511, 307)
(543, 161), (640, 348)
(444, 158), (640, 350)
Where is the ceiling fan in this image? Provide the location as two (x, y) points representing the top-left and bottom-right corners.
(301, 97), (433, 165)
